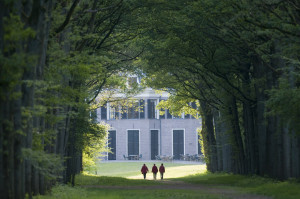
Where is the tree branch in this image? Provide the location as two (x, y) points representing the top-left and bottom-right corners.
(55, 0), (80, 34)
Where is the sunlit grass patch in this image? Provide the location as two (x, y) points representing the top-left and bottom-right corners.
(92, 161), (206, 179)
(128, 164), (206, 179)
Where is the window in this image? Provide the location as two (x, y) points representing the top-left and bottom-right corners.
(198, 134), (202, 155)
(108, 130), (116, 160)
(101, 105), (107, 120)
(151, 130), (159, 160)
(166, 109), (172, 119)
(159, 100), (165, 119)
(184, 113), (190, 119)
(108, 103), (120, 120)
(115, 99), (146, 120)
(191, 102), (197, 119)
(173, 130), (184, 160)
(128, 77), (138, 88)
(128, 130), (139, 156)
(147, 99), (157, 119)
(159, 109), (166, 119)
(128, 100), (139, 119)
(114, 106), (120, 119)
(139, 99), (145, 119)
(184, 103), (190, 119)
(90, 109), (97, 122)
(121, 105), (127, 119)
(172, 113), (183, 119)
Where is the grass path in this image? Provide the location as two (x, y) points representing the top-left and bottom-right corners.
(35, 162), (300, 199)
(82, 179), (273, 199)
(81, 162), (275, 199)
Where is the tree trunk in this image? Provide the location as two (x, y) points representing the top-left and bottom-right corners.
(252, 55), (268, 176)
(200, 101), (218, 172)
(31, 167), (39, 196)
(0, 0), (53, 197)
(228, 96), (246, 174)
(213, 110), (224, 172)
(241, 63), (258, 175)
(291, 135), (300, 178)
(0, 104), (4, 197)
(14, 85), (25, 199)
(39, 172), (45, 195)
(213, 110), (233, 172)
(23, 0), (53, 196)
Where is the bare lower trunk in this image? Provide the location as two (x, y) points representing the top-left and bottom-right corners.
(0, 2), (4, 195)
(31, 167), (39, 195)
(241, 63), (258, 175)
(200, 101), (218, 172)
(14, 85), (25, 199)
(252, 55), (268, 176)
(291, 135), (300, 178)
(214, 110), (224, 171)
(213, 110), (232, 172)
(229, 96), (246, 174)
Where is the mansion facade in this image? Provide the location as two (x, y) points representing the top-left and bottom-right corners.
(97, 88), (202, 161)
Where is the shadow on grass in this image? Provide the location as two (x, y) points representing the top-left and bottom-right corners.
(177, 172), (300, 199)
(35, 172), (300, 199)
(76, 173), (161, 186)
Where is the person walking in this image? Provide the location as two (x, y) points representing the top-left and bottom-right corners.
(152, 164), (158, 180)
(159, 163), (165, 180)
(141, 164), (149, 179)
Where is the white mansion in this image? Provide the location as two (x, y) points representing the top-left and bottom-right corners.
(97, 83), (202, 161)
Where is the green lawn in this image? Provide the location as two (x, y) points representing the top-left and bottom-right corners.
(34, 184), (224, 199)
(90, 161), (206, 179)
(34, 161), (300, 199)
(73, 188), (223, 199)
(35, 161), (216, 199)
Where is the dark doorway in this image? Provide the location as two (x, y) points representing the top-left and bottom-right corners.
(108, 130), (116, 160)
(173, 130), (184, 160)
(151, 130), (159, 160)
(128, 130), (139, 156)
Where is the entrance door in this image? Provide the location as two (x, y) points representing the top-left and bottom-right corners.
(151, 130), (159, 160)
(108, 130), (116, 160)
(173, 130), (184, 160)
(128, 130), (139, 156)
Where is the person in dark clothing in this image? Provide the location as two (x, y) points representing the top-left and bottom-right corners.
(141, 164), (149, 179)
(159, 163), (165, 180)
(152, 164), (158, 180)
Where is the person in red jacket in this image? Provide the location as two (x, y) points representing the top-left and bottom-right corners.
(141, 164), (149, 179)
(159, 163), (165, 180)
(152, 164), (158, 180)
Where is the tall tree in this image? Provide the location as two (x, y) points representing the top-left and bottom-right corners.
(1, 0), (146, 198)
(132, 0), (300, 179)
